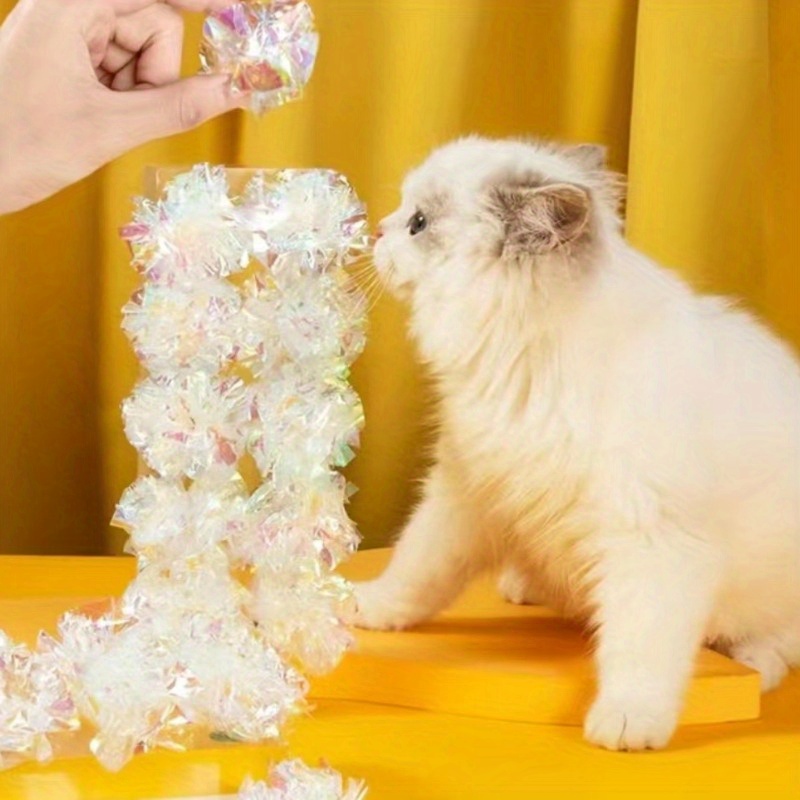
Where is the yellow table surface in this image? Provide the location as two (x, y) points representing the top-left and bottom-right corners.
(0, 550), (798, 799)
(316, 554), (760, 729)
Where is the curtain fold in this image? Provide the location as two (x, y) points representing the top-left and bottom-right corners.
(627, 0), (770, 302)
(0, 0), (794, 554)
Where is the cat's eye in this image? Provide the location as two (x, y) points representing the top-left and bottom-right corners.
(408, 211), (427, 236)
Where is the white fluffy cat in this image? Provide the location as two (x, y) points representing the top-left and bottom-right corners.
(353, 136), (800, 751)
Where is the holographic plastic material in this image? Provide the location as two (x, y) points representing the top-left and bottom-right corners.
(0, 632), (79, 769)
(201, 0), (319, 113)
(239, 759), (368, 800)
(0, 165), (369, 774)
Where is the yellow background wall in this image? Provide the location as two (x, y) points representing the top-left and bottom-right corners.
(0, 0), (796, 554)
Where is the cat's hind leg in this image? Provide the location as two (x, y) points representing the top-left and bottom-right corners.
(497, 560), (545, 605)
(729, 640), (789, 691)
(726, 625), (800, 691)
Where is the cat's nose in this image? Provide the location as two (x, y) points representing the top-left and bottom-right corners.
(375, 225), (385, 240)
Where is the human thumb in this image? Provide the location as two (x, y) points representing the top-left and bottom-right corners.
(107, 74), (246, 150)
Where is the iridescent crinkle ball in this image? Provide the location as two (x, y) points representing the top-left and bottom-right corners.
(113, 474), (249, 565)
(239, 759), (367, 800)
(49, 575), (307, 771)
(201, 0), (319, 113)
(229, 475), (360, 570)
(240, 171), (371, 260)
(247, 370), (364, 480)
(122, 278), (243, 375)
(0, 631), (79, 768)
(122, 374), (251, 480)
(249, 558), (355, 675)
(233, 270), (364, 377)
(121, 165), (250, 281)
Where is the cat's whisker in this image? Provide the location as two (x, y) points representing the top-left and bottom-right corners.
(351, 271), (378, 298)
(350, 268), (386, 314)
(364, 278), (387, 313)
(344, 257), (378, 280)
(345, 266), (382, 294)
(345, 268), (378, 285)
(351, 260), (376, 273)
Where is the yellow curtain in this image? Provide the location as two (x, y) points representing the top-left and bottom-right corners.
(0, 0), (796, 555)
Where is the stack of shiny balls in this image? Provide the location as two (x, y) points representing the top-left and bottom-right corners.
(113, 161), (368, 769)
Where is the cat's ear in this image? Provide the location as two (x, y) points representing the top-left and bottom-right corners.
(564, 143), (606, 171)
(489, 182), (591, 257)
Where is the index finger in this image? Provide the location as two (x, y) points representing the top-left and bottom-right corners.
(110, 0), (233, 14)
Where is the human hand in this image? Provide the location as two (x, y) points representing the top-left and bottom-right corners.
(0, 0), (244, 213)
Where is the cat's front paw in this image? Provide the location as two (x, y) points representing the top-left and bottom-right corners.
(584, 694), (678, 751)
(347, 580), (421, 631)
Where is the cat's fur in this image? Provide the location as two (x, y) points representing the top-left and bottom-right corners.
(353, 136), (800, 751)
